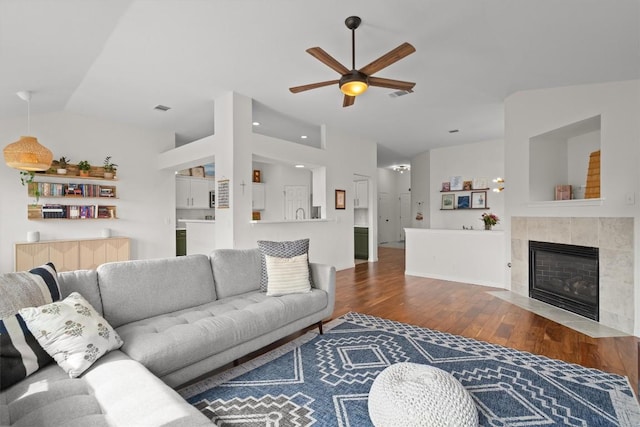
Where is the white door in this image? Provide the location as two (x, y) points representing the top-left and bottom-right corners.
(399, 193), (411, 241)
(284, 185), (309, 220)
(378, 192), (394, 243)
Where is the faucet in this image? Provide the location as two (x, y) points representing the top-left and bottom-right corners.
(295, 208), (306, 220)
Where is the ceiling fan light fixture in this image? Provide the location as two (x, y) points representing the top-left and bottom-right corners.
(339, 71), (369, 96)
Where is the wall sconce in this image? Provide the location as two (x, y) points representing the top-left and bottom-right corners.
(492, 177), (505, 192)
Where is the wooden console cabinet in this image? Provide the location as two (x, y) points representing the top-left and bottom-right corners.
(15, 237), (130, 272)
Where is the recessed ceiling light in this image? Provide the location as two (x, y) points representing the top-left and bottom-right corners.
(295, 164), (305, 168)
(300, 135), (308, 139)
(153, 104), (171, 112)
(252, 121), (260, 126)
(448, 129), (459, 133)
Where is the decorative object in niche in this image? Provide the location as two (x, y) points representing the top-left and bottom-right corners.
(555, 185), (571, 200)
(253, 170), (261, 183)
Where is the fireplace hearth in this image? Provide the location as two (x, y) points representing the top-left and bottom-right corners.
(529, 241), (599, 321)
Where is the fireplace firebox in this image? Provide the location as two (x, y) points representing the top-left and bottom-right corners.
(529, 241), (599, 321)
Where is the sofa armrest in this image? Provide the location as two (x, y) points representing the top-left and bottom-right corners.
(310, 263), (336, 316)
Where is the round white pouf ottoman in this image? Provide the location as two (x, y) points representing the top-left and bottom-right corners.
(368, 362), (478, 427)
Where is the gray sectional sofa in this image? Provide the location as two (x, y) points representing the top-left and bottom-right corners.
(1, 248), (336, 426)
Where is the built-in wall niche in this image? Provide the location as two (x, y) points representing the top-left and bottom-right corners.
(529, 115), (601, 202)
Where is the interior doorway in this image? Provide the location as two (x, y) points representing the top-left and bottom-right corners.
(378, 192), (394, 244)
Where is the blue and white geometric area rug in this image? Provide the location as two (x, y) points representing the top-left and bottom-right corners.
(179, 312), (640, 426)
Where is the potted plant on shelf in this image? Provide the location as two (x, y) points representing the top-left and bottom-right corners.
(103, 156), (117, 179)
(57, 156), (70, 175)
(78, 160), (91, 177)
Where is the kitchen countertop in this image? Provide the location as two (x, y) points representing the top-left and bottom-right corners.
(177, 219), (215, 223)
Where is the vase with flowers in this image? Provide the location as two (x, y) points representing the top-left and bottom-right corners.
(481, 212), (499, 230)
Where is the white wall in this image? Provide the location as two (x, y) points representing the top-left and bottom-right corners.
(158, 92), (378, 271)
(410, 151), (430, 228)
(567, 130), (600, 195)
(427, 139), (505, 230)
(0, 112), (176, 273)
(504, 79), (640, 334)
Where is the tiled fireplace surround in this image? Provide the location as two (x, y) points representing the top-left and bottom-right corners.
(511, 217), (634, 334)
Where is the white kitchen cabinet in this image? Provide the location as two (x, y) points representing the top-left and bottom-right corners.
(354, 180), (368, 208)
(176, 176), (213, 209)
(252, 183), (265, 210)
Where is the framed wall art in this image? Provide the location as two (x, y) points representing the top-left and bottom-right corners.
(335, 189), (346, 209)
(441, 194), (455, 210)
(471, 191), (487, 208)
(457, 195), (470, 209)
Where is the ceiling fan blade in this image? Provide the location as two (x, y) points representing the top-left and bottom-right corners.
(306, 47), (350, 75)
(359, 42), (416, 76)
(343, 95), (356, 107)
(289, 79), (340, 93)
(368, 77), (416, 92)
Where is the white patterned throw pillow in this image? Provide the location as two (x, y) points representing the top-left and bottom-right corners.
(265, 253), (311, 296)
(19, 292), (123, 378)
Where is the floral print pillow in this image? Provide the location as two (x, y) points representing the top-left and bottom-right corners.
(19, 292), (123, 378)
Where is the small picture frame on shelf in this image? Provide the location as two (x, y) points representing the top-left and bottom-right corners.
(441, 182), (450, 192)
(335, 189), (346, 210)
(450, 176), (463, 191)
(463, 180), (472, 191)
(457, 195), (470, 209)
(471, 191), (487, 208)
(441, 194), (455, 210)
(473, 177), (488, 190)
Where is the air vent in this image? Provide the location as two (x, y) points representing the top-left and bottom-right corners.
(153, 104), (171, 112)
(388, 90), (413, 98)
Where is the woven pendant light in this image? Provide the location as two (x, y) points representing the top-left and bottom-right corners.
(3, 91), (53, 171)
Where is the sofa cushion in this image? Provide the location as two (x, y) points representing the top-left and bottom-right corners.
(257, 239), (313, 292)
(19, 292), (123, 378)
(1, 350), (210, 427)
(210, 248), (262, 298)
(57, 270), (103, 316)
(97, 254), (216, 328)
(116, 289), (329, 377)
(0, 263), (60, 318)
(0, 360), (112, 427)
(265, 253), (311, 296)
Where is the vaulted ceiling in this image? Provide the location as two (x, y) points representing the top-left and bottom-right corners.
(1, 0), (638, 167)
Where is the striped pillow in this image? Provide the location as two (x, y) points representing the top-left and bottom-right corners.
(257, 239), (313, 292)
(264, 253), (311, 296)
(0, 263), (59, 390)
(0, 314), (52, 390)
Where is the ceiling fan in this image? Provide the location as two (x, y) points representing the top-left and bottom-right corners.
(289, 16), (416, 107)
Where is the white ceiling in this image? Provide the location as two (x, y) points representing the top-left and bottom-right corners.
(1, 0), (638, 168)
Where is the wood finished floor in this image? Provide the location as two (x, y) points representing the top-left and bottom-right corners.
(334, 247), (640, 396)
